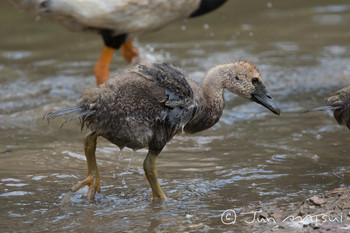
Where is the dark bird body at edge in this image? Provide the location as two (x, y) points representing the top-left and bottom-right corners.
(306, 85), (350, 129)
(45, 61), (280, 200)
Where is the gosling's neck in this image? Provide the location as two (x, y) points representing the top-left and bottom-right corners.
(202, 64), (227, 103)
(184, 65), (227, 134)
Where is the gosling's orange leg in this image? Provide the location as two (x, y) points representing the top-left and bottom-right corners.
(120, 39), (140, 63)
(71, 131), (101, 201)
(94, 46), (114, 85)
(143, 150), (166, 199)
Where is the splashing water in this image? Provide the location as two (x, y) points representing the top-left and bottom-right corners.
(118, 150), (136, 187)
(115, 148), (124, 171)
(126, 150), (136, 172)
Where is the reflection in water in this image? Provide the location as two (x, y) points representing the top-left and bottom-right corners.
(1, 0), (350, 232)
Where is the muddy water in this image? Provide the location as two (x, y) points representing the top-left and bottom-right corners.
(1, 0), (350, 231)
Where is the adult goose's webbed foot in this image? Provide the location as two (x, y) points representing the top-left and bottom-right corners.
(70, 131), (101, 201)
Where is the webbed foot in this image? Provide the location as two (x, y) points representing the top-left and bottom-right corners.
(71, 174), (101, 201)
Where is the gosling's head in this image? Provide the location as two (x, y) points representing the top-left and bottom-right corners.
(222, 60), (280, 115)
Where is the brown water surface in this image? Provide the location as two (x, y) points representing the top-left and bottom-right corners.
(1, 0), (350, 231)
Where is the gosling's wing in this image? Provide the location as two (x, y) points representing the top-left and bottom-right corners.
(134, 62), (194, 103)
(133, 62), (197, 132)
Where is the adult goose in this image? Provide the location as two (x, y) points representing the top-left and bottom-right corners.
(13, 0), (227, 85)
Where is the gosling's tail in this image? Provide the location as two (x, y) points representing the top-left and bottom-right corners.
(43, 106), (95, 128)
(303, 105), (341, 113)
(304, 105), (350, 129)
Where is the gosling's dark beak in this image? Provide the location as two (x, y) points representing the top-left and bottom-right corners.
(250, 83), (280, 115)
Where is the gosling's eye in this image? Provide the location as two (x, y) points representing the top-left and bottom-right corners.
(252, 77), (259, 84)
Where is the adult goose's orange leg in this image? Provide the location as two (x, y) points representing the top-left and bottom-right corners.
(94, 46), (114, 85)
(94, 40), (139, 85)
(120, 39), (140, 63)
(71, 131), (101, 201)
